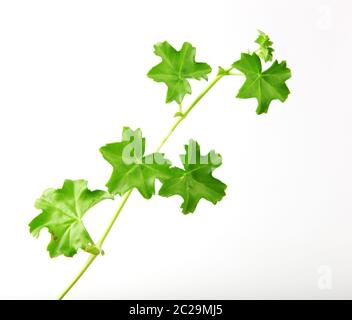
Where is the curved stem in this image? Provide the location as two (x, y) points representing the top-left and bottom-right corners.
(57, 190), (132, 300)
(97, 190), (133, 248)
(155, 72), (227, 152)
(57, 67), (235, 300)
(57, 253), (97, 300)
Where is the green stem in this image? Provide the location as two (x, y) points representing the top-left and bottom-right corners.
(57, 67), (235, 300)
(178, 103), (183, 114)
(97, 190), (133, 248)
(57, 191), (132, 300)
(57, 252), (97, 300)
(155, 72), (227, 152)
(229, 71), (243, 76)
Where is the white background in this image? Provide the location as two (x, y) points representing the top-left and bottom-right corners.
(0, 0), (351, 299)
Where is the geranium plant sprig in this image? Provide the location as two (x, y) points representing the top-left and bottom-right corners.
(29, 30), (292, 299)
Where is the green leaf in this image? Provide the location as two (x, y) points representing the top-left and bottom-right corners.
(29, 180), (113, 258)
(159, 140), (227, 214)
(100, 127), (172, 199)
(147, 41), (212, 104)
(255, 30), (274, 62)
(232, 52), (291, 114)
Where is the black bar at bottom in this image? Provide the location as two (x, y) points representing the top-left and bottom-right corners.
(0, 300), (350, 318)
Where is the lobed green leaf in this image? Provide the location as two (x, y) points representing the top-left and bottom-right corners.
(232, 52), (291, 114)
(147, 41), (212, 104)
(159, 140), (227, 214)
(255, 30), (274, 62)
(100, 127), (172, 199)
(29, 180), (113, 258)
